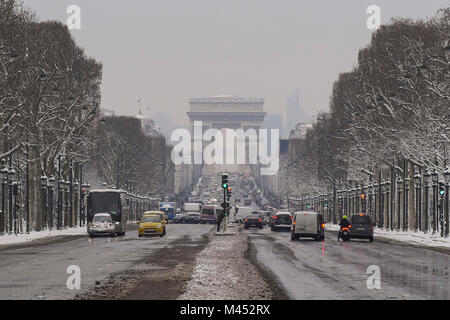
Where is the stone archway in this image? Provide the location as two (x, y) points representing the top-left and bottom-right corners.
(187, 96), (266, 175)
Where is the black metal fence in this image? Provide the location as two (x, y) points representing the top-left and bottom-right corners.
(0, 158), (159, 236)
(291, 166), (449, 238)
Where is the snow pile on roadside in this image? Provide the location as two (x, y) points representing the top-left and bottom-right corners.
(326, 223), (450, 249)
(181, 227), (273, 300)
(0, 227), (86, 246)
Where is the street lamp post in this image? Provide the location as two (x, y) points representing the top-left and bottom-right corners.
(431, 169), (438, 235)
(403, 175), (410, 232)
(380, 181), (385, 229)
(368, 183), (373, 220)
(396, 176), (403, 231)
(444, 167), (450, 238)
(374, 183), (379, 225)
(69, 166), (73, 228)
(40, 171), (48, 230)
(81, 183), (90, 226)
(12, 179), (19, 235)
(351, 187), (356, 215)
(385, 179), (391, 230)
(356, 186), (362, 213)
(48, 176), (55, 230)
(13, 179), (21, 235)
(362, 185), (368, 214)
(337, 190), (342, 223)
(65, 179), (70, 228)
(414, 171), (422, 232)
(0, 160), (7, 235)
(423, 169), (431, 233)
(8, 167), (16, 235)
(57, 178), (64, 230)
(74, 180), (79, 227)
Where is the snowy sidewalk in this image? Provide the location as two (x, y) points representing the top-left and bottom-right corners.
(0, 227), (87, 247)
(327, 223), (450, 249)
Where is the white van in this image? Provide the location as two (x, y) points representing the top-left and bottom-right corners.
(184, 202), (202, 213)
(291, 211), (325, 241)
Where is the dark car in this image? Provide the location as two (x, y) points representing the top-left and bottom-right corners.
(244, 215), (263, 230)
(349, 214), (374, 241)
(271, 212), (292, 232)
(172, 213), (186, 224)
(244, 199), (252, 206)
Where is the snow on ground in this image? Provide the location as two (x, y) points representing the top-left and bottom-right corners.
(0, 227), (86, 246)
(327, 223), (450, 249)
(181, 225), (273, 300)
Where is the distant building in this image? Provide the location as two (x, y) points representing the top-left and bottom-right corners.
(289, 122), (313, 139)
(100, 108), (116, 117)
(286, 89), (311, 133)
(135, 113), (161, 137)
(264, 113), (284, 153)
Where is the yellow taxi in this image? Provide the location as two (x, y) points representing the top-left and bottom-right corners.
(138, 214), (166, 237)
(144, 211), (168, 225)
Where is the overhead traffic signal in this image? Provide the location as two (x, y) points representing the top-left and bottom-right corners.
(222, 173), (228, 189)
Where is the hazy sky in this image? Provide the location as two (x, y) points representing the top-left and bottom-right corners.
(22, 0), (449, 127)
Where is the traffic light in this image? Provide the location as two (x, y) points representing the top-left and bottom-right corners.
(439, 183), (445, 196)
(227, 187), (232, 201)
(360, 194), (366, 200)
(222, 173), (228, 189)
(225, 203), (231, 216)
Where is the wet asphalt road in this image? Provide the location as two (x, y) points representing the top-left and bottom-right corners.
(0, 223), (214, 300)
(246, 227), (450, 300)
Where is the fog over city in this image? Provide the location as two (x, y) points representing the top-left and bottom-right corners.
(21, 0), (449, 129)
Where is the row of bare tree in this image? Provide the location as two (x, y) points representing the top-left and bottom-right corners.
(285, 8), (449, 198)
(0, 0), (103, 231)
(0, 1), (174, 233)
(93, 116), (174, 198)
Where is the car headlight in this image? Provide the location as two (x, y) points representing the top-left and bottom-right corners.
(157, 224), (162, 228)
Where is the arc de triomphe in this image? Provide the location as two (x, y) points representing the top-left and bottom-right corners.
(187, 96), (266, 174)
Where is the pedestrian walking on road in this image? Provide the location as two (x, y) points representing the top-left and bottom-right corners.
(216, 209), (225, 232)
